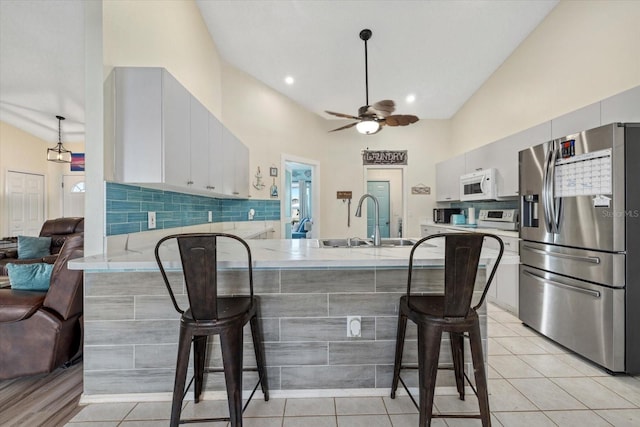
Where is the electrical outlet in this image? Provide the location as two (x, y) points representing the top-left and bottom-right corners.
(148, 212), (156, 229)
(208, 211), (213, 222)
(347, 316), (361, 338)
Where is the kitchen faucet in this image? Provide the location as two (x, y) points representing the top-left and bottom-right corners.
(354, 193), (381, 246)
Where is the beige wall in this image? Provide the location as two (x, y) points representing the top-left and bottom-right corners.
(0, 121), (85, 236)
(103, 0), (222, 117)
(451, 0), (640, 155)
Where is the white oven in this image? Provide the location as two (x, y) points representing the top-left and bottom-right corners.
(459, 168), (497, 201)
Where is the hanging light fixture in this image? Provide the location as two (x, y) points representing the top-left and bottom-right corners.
(47, 115), (72, 163)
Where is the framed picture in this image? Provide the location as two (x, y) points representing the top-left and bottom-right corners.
(70, 153), (85, 172)
(269, 167), (278, 177)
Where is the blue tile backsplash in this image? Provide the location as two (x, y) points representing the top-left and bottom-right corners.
(106, 182), (280, 236)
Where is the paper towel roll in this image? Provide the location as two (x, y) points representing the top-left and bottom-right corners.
(467, 207), (476, 225)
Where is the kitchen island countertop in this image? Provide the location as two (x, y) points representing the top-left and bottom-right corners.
(70, 237), (517, 271)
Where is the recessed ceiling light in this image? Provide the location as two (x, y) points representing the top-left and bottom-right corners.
(284, 76), (295, 85)
(406, 94), (416, 103)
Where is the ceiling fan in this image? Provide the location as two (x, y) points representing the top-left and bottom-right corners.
(326, 29), (419, 135)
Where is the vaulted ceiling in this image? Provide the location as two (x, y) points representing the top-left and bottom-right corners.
(0, 0), (558, 142)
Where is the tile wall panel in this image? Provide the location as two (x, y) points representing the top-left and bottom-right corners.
(83, 267), (488, 396)
(105, 183), (280, 236)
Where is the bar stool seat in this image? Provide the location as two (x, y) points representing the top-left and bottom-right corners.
(390, 233), (504, 427)
(155, 233), (269, 427)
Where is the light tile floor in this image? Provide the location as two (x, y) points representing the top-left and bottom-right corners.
(67, 303), (640, 426)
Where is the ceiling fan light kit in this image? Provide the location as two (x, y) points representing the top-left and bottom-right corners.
(47, 115), (72, 163)
(326, 28), (419, 135)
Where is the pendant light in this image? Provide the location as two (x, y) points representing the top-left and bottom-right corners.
(47, 115), (72, 163)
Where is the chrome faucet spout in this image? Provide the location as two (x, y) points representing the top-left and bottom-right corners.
(354, 193), (381, 246)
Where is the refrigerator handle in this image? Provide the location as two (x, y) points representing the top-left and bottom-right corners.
(548, 146), (563, 234)
(542, 145), (554, 233)
(521, 244), (601, 264)
(523, 270), (601, 298)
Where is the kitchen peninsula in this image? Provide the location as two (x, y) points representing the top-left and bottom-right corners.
(70, 237), (514, 401)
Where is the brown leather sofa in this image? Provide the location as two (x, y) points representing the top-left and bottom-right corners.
(0, 234), (84, 379)
(0, 217), (84, 276)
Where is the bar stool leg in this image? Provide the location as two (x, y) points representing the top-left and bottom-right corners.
(193, 335), (208, 403)
(418, 323), (442, 427)
(450, 331), (465, 400)
(250, 314), (269, 400)
(220, 326), (244, 427)
(469, 320), (491, 427)
(171, 326), (193, 427)
(390, 310), (408, 398)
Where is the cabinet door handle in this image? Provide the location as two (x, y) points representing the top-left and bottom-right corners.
(233, 191), (239, 195)
(187, 180), (194, 185)
(523, 270), (601, 298)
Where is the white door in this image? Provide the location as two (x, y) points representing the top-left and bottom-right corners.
(63, 174), (85, 217)
(7, 171), (45, 236)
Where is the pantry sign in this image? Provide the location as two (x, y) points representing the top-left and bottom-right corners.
(362, 150), (407, 165)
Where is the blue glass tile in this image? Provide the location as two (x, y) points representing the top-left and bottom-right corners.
(110, 201), (142, 211)
(106, 212), (127, 223)
(109, 222), (141, 235)
(127, 212), (147, 222)
(107, 187), (128, 201)
(140, 202), (164, 211)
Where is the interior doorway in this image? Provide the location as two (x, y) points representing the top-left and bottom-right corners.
(281, 154), (320, 239)
(5, 171), (45, 237)
(364, 167), (405, 238)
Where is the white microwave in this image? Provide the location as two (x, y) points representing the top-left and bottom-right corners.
(460, 169), (497, 201)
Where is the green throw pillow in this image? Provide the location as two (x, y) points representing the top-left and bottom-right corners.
(17, 235), (51, 259)
(7, 263), (54, 291)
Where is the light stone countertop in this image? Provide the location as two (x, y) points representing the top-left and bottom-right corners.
(420, 221), (520, 238)
(69, 237), (518, 271)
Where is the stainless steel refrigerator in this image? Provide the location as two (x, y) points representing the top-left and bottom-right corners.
(519, 122), (640, 373)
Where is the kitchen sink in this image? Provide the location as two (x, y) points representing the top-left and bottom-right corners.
(319, 238), (422, 248)
(320, 238), (372, 248)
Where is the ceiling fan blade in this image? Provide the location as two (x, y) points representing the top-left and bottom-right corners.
(384, 115), (419, 127)
(329, 121), (359, 132)
(325, 110), (360, 120)
(369, 100), (396, 117)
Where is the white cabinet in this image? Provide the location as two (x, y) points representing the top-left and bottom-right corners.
(551, 102), (601, 139)
(435, 155), (465, 202)
(189, 97), (210, 190)
(207, 114), (224, 193)
(484, 234), (519, 314)
(601, 86), (640, 124)
(494, 121), (551, 197)
(465, 146), (494, 174)
(162, 71), (191, 187)
(222, 128), (250, 198)
(108, 67), (251, 198)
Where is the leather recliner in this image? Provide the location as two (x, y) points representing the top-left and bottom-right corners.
(0, 234), (84, 379)
(0, 217), (84, 276)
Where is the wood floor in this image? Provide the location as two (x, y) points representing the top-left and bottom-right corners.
(0, 363), (83, 427)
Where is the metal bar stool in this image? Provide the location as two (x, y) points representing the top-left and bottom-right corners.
(390, 233), (504, 427)
(155, 233), (269, 426)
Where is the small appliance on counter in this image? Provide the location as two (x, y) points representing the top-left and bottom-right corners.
(433, 208), (461, 224)
(477, 209), (519, 230)
(450, 214), (467, 225)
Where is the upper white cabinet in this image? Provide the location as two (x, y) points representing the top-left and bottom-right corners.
(189, 96), (210, 190)
(601, 86), (640, 124)
(222, 128), (250, 198)
(207, 114), (224, 193)
(494, 121), (551, 197)
(108, 67), (250, 198)
(551, 102), (601, 139)
(435, 155), (465, 202)
(162, 71), (191, 187)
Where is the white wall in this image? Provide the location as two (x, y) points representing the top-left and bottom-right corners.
(451, 0), (640, 155)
